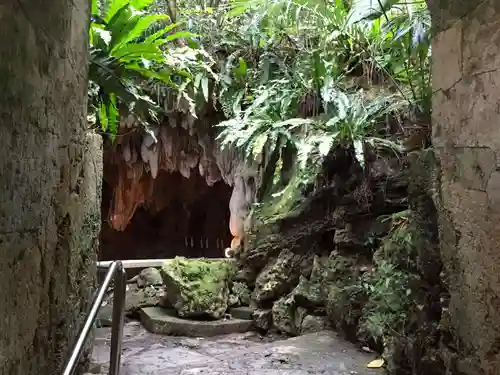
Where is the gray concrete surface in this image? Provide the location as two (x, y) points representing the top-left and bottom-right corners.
(91, 322), (383, 375)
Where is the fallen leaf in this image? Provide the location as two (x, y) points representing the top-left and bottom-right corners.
(366, 358), (385, 368)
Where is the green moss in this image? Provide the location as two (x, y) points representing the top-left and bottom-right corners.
(254, 167), (316, 225)
(161, 257), (236, 319)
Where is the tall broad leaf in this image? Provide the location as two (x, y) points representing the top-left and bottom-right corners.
(346, 0), (400, 24)
(104, 0), (153, 21)
(110, 14), (170, 53)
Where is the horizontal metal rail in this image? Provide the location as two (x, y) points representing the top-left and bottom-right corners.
(62, 261), (126, 375)
(97, 257), (234, 269)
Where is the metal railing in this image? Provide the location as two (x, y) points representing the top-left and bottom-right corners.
(62, 261), (127, 375)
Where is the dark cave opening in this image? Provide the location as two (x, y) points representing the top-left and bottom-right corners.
(99, 169), (233, 262)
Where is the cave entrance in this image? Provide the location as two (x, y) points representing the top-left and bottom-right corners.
(99, 169), (232, 262)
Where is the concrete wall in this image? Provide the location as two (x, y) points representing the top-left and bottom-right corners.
(430, 0), (500, 373)
(0, 1), (101, 374)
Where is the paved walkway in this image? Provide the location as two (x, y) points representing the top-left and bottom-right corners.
(91, 322), (382, 375)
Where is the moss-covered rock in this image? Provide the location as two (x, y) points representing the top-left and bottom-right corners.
(160, 257), (235, 319)
(272, 294), (297, 335)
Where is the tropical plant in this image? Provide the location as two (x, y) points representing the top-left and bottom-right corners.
(88, 0), (431, 193)
(195, 0), (432, 196)
(88, 0), (216, 137)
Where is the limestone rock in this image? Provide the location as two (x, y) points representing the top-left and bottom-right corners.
(230, 282), (252, 307)
(334, 225), (366, 252)
(160, 257), (235, 319)
(325, 284), (344, 324)
(229, 294), (240, 307)
(98, 284), (164, 325)
(292, 256), (329, 308)
(300, 315), (332, 334)
(292, 275), (323, 308)
(252, 309), (272, 331)
(253, 249), (303, 304)
(135, 267), (163, 288)
(125, 285), (164, 313)
(272, 294), (306, 336)
(234, 267), (257, 288)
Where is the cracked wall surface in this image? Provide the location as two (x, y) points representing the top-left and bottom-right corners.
(0, 1), (101, 374)
(430, 0), (500, 373)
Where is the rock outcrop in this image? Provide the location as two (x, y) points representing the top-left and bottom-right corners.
(229, 147), (445, 374)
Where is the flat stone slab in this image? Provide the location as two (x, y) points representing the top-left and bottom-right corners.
(140, 307), (253, 337)
(93, 322), (383, 375)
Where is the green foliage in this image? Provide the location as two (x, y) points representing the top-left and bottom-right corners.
(375, 210), (419, 270)
(88, 0), (216, 137)
(87, 0), (431, 198)
(358, 262), (417, 341)
(194, 0), (431, 197)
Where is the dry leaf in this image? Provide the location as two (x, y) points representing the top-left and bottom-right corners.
(366, 358), (385, 368)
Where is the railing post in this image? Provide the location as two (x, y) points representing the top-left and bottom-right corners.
(109, 262), (126, 375)
(63, 262), (119, 375)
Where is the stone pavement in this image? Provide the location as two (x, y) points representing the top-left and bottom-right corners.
(91, 322), (383, 375)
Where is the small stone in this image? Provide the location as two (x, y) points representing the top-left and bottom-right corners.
(252, 309), (272, 331)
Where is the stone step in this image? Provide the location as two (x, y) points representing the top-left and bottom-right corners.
(140, 307), (254, 337)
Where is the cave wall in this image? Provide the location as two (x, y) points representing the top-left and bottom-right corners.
(100, 169), (232, 260)
(99, 113), (259, 261)
(430, 0), (500, 373)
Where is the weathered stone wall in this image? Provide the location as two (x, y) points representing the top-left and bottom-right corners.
(430, 0), (500, 373)
(0, 1), (101, 374)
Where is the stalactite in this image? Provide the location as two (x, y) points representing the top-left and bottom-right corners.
(105, 110), (263, 258)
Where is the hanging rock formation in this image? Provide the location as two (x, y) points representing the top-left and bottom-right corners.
(103, 103), (259, 257)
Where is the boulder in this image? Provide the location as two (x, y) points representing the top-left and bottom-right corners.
(293, 275), (323, 307)
(160, 257), (235, 320)
(97, 284), (164, 326)
(125, 285), (164, 313)
(253, 249), (303, 304)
